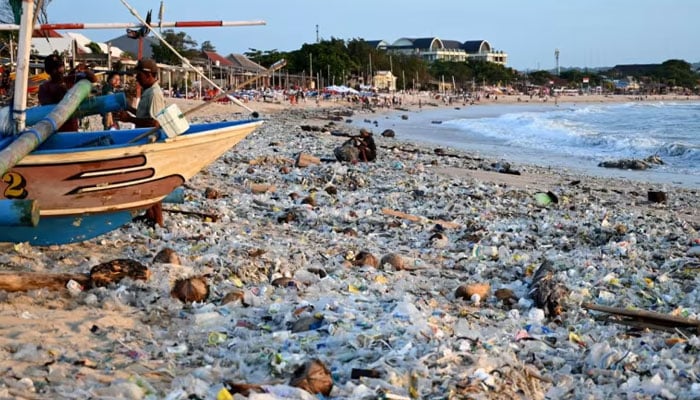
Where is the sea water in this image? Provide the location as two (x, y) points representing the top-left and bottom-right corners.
(361, 101), (700, 188)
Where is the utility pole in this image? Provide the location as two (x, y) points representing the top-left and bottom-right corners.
(368, 53), (372, 86)
(555, 48), (560, 76)
(309, 53), (313, 89)
(315, 24), (319, 43)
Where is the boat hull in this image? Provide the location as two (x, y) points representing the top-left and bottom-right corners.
(2, 211), (138, 245)
(0, 119), (263, 244)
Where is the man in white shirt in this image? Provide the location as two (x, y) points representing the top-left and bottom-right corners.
(115, 59), (167, 227)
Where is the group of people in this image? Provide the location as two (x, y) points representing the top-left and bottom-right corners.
(39, 55), (165, 131)
(39, 54), (166, 225)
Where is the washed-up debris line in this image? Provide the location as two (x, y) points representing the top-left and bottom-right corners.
(0, 108), (698, 399)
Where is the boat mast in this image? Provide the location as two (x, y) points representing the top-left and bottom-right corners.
(12, 0), (35, 134)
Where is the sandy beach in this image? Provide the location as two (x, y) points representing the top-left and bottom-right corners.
(0, 94), (699, 399)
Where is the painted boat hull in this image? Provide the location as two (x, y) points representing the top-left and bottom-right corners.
(0, 119), (263, 244)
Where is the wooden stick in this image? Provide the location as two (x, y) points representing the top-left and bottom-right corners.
(162, 208), (219, 222)
(582, 302), (700, 327)
(381, 208), (460, 229)
(0, 272), (91, 292)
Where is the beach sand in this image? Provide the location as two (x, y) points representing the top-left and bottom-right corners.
(0, 94), (698, 399)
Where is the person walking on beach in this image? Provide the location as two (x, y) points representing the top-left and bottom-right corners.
(115, 59), (166, 227)
(38, 53), (97, 131)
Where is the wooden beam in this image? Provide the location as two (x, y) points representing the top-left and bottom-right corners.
(0, 272), (91, 292)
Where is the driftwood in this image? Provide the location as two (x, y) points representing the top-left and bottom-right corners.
(296, 152), (321, 167)
(583, 302), (700, 333)
(381, 208), (460, 229)
(0, 272), (91, 292)
(379, 145), (483, 161)
(0, 259), (151, 292)
(163, 208), (219, 222)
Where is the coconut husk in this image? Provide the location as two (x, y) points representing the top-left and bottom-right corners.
(171, 276), (209, 303)
(89, 259), (151, 287)
(289, 359), (333, 396)
(153, 248), (181, 264)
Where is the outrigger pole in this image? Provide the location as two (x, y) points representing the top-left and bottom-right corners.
(0, 20), (266, 31)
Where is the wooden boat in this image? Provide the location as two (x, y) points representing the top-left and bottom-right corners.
(0, 1), (265, 245)
(0, 118), (262, 244)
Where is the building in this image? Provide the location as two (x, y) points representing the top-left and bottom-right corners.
(367, 37), (508, 66)
(373, 70), (397, 91)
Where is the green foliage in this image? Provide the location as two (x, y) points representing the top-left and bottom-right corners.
(150, 29), (199, 64)
(654, 59), (697, 88)
(526, 70), (554, 86)
(86, 42), (103, 55)
(244, 48), (286, 68)
(201, 40), (216, 52)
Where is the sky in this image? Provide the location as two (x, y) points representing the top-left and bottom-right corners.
(45, 0), (700, 71)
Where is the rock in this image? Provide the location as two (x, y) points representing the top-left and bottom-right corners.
(381, 129), (395, 138)
(645, 155), (664, 165)
(598, 159), (649, 170)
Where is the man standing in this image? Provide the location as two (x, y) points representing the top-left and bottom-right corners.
(38, 53), (97, 131)
(116, 59), (164, 127)
(116, 59), (166, 226)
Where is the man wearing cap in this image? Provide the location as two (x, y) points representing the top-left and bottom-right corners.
(115, 59), (166, 227)
(116, 59), (165, 127)
(38, 53), (97, 131)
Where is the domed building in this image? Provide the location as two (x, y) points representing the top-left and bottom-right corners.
(367, 37), (508, 66)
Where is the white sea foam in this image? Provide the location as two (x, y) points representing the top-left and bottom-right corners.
(358, 101), (700, 186)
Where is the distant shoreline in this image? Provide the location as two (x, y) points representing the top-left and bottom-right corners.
(166, 92), (700, 119)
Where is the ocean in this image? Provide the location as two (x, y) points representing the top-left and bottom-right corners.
(362, 101), (700, 188)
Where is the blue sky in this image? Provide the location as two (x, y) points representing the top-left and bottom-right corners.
(46, 0), (700, 71)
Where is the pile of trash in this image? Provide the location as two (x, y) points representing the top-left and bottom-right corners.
(0, 108), (698, 399)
